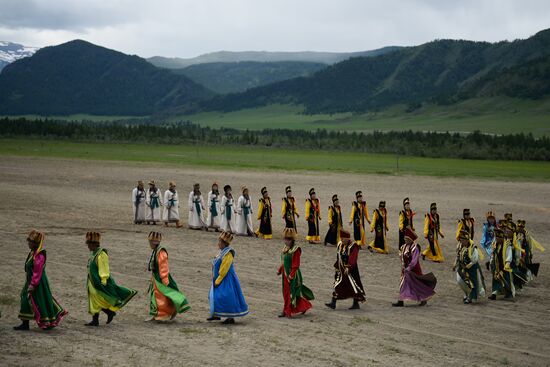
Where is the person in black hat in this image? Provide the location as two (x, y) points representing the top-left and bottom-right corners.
(422, 203), (445, 262)
(324, 194), (343, 246)
(256, 187), (273, 239)
(325, 229), (366, 310)
(369, 201), (389, 254)
(398, 197), (415, 251)
(349, 190), (370, 247)
(456, 208), (475, 241)
(281, 186), (299, 232)
(305, 188), (322, 244)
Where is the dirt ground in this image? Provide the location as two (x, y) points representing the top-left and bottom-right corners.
(0, 156), (549, 367)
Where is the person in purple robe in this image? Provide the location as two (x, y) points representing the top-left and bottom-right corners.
(392, 228), (437, 307)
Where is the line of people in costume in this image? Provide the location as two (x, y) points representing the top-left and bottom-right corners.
(12, 229), (248, 330)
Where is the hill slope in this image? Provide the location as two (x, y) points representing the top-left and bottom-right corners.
(200, 29), (550, 114)
(147, 47), (401, 68)
(0, 40), (213, 115)
(175, 61), (326, 94)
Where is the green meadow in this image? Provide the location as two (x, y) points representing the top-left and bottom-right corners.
(181, 98), (550, 136)
(1, 139), (549, 180)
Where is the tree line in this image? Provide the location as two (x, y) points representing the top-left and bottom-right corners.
(1, 117), (549, 161)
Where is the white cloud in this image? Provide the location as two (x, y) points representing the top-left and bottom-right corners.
(0, 0), (548, 57)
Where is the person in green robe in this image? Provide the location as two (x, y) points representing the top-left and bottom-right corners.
(147, 231), (191, 321)
(85, 231), (137, 326)
(14, 230), (68, 331)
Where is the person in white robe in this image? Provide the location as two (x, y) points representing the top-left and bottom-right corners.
(146, 180), (163, 224)
(207, 183), (222, 231)
(163, 181), (182, 227)
(132, 180), (146, 224)
(220, 185), (237, 233)
(188, 183), (207, 230)
(236, 186), (255, 236)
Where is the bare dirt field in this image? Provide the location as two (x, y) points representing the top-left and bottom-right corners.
(1, 156), (549, 367)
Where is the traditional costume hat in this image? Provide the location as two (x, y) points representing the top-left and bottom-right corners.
(169, 181), (176, 188)
(332, 194), (338, 203)
(504, 213), (513, 220)
(285, 186), (292, 194)
(430, 202), (437, 210)
(356, 191), (362, 198)
(404, 228), (418, 241)
(86, 231), (101, 244)
(137, 180), (144, 186)
(309, 188), (315, 196)
(148, 231), (162, 242)
(486, 211), (495, 219)
(517, 220), (526, 228)
(283, 227), (297, 240)
(403, 197), (410, 206)
(212, 182), (218, 188)
(261, 186), (268, 195)
(27, 229), (45, 244)
(339, 229), (351, 239)
(224, 184), (232, 192)
(219, 231), (234, 244)
(148, 180), (156, 186)
(379, 201), (386, 208)
(463, 208), (471, 216)
(241, 185), (248, 193)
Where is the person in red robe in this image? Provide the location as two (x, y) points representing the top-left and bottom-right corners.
(277, 228), (314, 318)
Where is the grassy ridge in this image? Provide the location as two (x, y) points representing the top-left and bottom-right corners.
(1, 139), (549, 180)
(182, 98), (550, 136)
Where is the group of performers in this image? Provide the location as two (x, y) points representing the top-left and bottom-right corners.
(9, 184), (543, 331)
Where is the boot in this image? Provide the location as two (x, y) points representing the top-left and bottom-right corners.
(85, 313), (99, 327)
(102, 308), (116, 324)
(325, 297), (337, 310)
(13, 320), (30, 331)
(349, 299), (360, 310)
(222, 318), (235, 325)
(392, 300), (404, 307)
(207, 316), (221, 321)
(419, 300), (427, 306)
(488, 294), (497, 301)
(277, 312), (287, 318)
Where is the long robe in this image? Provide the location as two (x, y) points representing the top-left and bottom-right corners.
(87, 248), (137, 314)
(18, 248), (67, 329)
(206, 190), (221, 229)
(146, 187), (163, 222)
(455, 244), (486, 301)
(305, 198), (321, 242)
(490, 240), (515, 298)
(456, 218), (475, 241)
(209, 247), (249, 318)
(332, 240), (366, 301)
(132, 187), (146, 223)
(220, 195), (237, 233)
(282, 197), (299, 231)
(188, 191), (206, 229)
(350, 201), (370, 247)
(422, 213), (445, 262)
(278, 245), (314, 317)
(163, 189), (180, 223)
(236, 195), (254, 235)
(324, 205), (343, 245)
(398, 209), (414, 250)
(399, 242), (437, 302)
(256, 197), (273, 239)
(479, 222), (496, 257)
(148, 246), (190, 320)
(369, 208), (389, 254)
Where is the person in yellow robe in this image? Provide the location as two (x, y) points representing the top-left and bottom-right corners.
(369, 201), (389, 254)
(324, 194), (343, 246)
(422, 203), (445, 262)
(456, 208), (475, 241)
(256, 187), (273, 239)
(349, 191), (370, 247)
(281, 186), (299, 231)
(398, 197), (415, 251)
(305, 188), (322, 243)
(85, 231), (137, 326)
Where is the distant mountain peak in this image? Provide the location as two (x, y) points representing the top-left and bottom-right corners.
(0, 41), (38, 68)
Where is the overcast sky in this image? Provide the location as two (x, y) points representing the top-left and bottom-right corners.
(0, 0), (549, 58)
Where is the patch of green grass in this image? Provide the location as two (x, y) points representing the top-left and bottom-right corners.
(1, 138), (549, 180)
(180, 97), (550, 136)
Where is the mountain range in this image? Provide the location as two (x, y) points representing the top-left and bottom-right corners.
(0, 41), (38, 71)
(0, 30), (549, 117)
